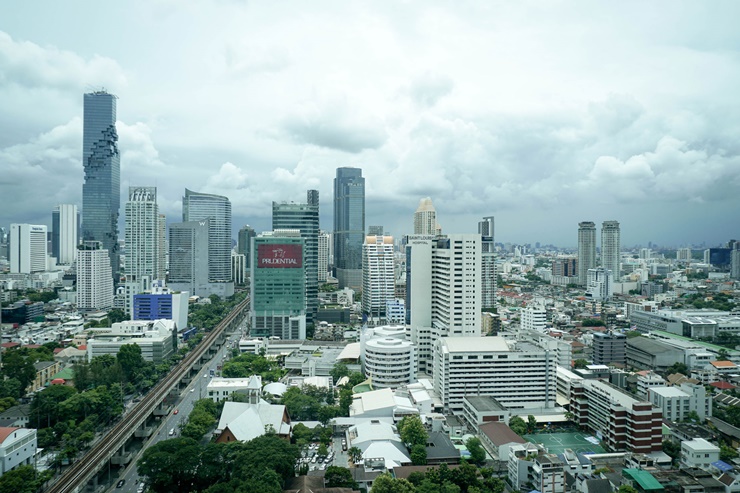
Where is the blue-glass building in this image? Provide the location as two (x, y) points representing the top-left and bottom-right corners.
(333, 167), (365, 290)
(81, 91), (120, 282)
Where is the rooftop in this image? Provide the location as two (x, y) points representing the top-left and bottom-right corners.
(441, 336), (510, 353)
(464, 395), (505, 412)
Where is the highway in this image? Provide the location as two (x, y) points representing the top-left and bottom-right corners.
(44, 296), (249, 493)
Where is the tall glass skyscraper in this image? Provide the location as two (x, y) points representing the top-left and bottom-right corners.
(82, 91), (120, 282)
(333, 167), (365, 289)
(182, 188), (232, 284)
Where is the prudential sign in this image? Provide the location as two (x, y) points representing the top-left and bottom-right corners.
(258, 244), (303, 268)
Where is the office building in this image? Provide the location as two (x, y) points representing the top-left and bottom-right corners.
(182, 188), (233, 295)
(601, 220), (620, 279)
(157, 213), (167, 280)
(86, 319), (176, 364)
(76, 241), (114, 310)
(648, 383), (711, 422)
(81, 90), (120, 282)
(362, 235), (395, 322)
(168, 220), (211, 297)
(551, 257), (577, 286)
(363, 336), (417, 389)
(586, 267), (612, 301)
(273, 191), (319, 325)
(52, 204), (78, 265)
(732, 245), (740, 280)
(676, 247), (692, 262)
(250, 231), (306, 340)
(521, 304), (547, 332)
(124, 187), (160, 314)
(577, 221), (596, 286)
(232, 253), (246, 285)
(318, 231), (329, 282)
(433, 336), (557, 413)
(407, 234), (481, 373)
(333, 167), (365, 290)
(414, 197), (440, 235)
(10, 224), (47, 274)
(237, 225), (256, 273)
(592, 331), (626, 366)
(368, 225), (384, 236)
(133, 281), (189, 331)
(570, 378), (662, 453)
(479, 216), (496, 310)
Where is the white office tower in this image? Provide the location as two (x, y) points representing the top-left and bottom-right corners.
(157, 213), (167, 279)
(677, 247), (692, 262)
(318, 231), (329, 282)
(478, 216), (496, 310)
(52, 204), (78, 264)
(77, 241), (114, 310)
(362, 235), (395, 324)
(361, 326), (417, 389)
(414, 197), (441, 235)
(586, 267), (613, 301)
(124, 187), (160, 315)
(601, 220), (620, 279)
(433, 336), (557, 413)
(521, 304), (547, 332)
(640, 248), (652, 260)
(10, 224), (48, 274)
(577, 222), (596, 286)
(406, 234), (481, 374)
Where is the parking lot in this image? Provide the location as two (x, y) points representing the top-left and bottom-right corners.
(297, 442), (340, 472)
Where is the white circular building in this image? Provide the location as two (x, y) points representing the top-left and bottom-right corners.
(363, 337), (416, 389)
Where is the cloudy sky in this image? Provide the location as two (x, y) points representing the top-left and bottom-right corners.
(1, 1), (739, 248)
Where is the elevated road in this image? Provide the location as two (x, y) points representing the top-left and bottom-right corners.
(45, 296), (249, 493)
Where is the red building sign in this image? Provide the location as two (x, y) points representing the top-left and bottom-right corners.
(257, 244), (303, 268)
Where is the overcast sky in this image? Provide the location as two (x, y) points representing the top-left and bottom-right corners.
(1, 1), (739, 248)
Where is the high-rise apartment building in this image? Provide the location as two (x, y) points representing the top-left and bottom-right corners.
(677, 247), (692, 262)
(182, 189), (234, 296)
(333, 167), (365, 290)
(273, 191), (319, 326)
(586, 267), (613, 301)
(732, 245), (740, 280)
(51, 204), (78, 264)
(10, 224), (47, 274)
(577, 221), (596, 286)
(362, 235), (395, 322)
(601, 220), (620, 279)
(592, 331), (626, 366)
(168, 220), (211, 297)
(406, 234), (481, 373)
(82, 90), (120, 283)
(414, 197), (441, 235)
(124, 187), (160, 314)
(237, 225), (256, 269)
(77, 241), (114, 310)
(318, 231), (329, 282)
(157, 213), (167, 280)
(250, 230), (306, 340)
(478, 216), (496, 310)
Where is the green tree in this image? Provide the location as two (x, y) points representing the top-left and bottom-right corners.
(0, 397), (17, 413)
(573, 359), (589, 369)
(399, 415), (428, 448)
(330, 362), (350, 383)
(137, 437), (202, 492)
(371, 474), (416, 493)
(318, 443), (328, 457)
(347, 446), (363, 465)
(325, 466), (358, 489)
(107, 308), (127, 324)
(1, 351), (36, 391)
(664, 362), (688, 377)
(117, 344), (145, 382)
(30, 384), (77, 428)
(339, 388), (353, 416)
(618, 486), (638, 493)
(527, 415), (537, 433)
(625, 331), (642, 338)
(509, 416), (527, 436)
(0, 465), (52, 493)
(466, 436), (487, 465)
(721, 443), (739, 462)
(347, 372), (366, 387)
(411, 443), (428, 465)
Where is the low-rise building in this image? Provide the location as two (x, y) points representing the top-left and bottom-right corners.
(0, 427), (37, 474)
(649, 383), (712, 421)
(215, 401), (290, 444)
(28, 360), (62, 393)
(207, 375), (262, 403)
(681, 438), (720, 471)
(477, 421), (525, 461)
(86, 319), (176, 364)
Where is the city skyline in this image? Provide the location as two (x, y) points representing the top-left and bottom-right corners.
(1, 3), (740, 246)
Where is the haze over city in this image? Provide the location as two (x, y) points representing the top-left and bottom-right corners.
(1, 1), (739, 246)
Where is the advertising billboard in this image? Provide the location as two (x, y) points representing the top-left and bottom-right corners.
(257, 244), (303, 268)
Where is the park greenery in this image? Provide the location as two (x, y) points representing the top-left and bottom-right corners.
(188, 291), (248, 331)
(0, 465), (53, 493)
(0, 341), (59, 400)
(138, 433), (300, 493)
(374, 462), (507, 493)
(182, 399), (220, 441)
(399, 415), (429, 465)
(221, 352), (284, 383)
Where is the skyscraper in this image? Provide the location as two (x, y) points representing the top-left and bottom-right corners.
(237, 225), (256, 269)
(82, 90), (120, 283)
(273, 191), (319, 326)
(414, 197), (441, 235)
(318, 231), (329, 282)
(77, 241), (114, 310)
(157, 213), (167, 280)
(478, 216), (496, 310)
(10, 224), (47, 274)
(52, 204), (78, 265)
(168, 220), (210, 296)
(577, 221), (596, 286)
(182, 188), (234, 296)
(362, 235), (395, 322)
(333, 167), (365, 290)
(124, 187), (159, 314)
(601, 220), (621, 279)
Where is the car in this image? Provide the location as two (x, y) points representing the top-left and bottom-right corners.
(116, 479), (125, 488)
(190, 388), (195, 392)
(173, 409), (179, 415)
(137, 483), (146, 493)
(169, 428), (175, 436)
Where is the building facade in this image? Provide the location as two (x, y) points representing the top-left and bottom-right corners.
(479, 216), (496, 310)
(52, 204), (78, 265)
(362, 235), (395, 321)
(601, 220), (621, 279)
(76, 241), (114, 310)
(9, 224), (47, 274)
(363, 337), (417, 389)
(124, 186), (160, 315)
(592, 331), (626, 366)
(318, 231), (329, 282)
(333, 167), (365, 290)
(414, 197), (440, 235)
(237, 225), (256, 272)
(168, 220), (212, 297)
(577, 221), (596, 286)
(81, 90), (120, 282)
(586, 267), (613, 301)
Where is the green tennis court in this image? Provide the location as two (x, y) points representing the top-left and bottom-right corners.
(522, 432), (605, 455)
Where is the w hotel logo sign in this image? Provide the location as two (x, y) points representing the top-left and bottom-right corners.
(258, 244), (303, 268)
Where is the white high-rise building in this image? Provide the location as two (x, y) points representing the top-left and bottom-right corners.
(677, 247), (692, 262)
(433, 336), (557, 413)
(414, 197), (441, 235)
(479, 216), (496, 310)
(124, 187), (160, 315)
(407, 234), (481, 374)
(362, 235), (395, 322)
(601, 220), (620, 279)
(586, 267), (613, 301)
(77, 241), (114, 310)
(52, 204), (78, 265)
(10, 224), (47, 274)
(640, 248), (652, 260)
(521, 305), (547, 332)
(157, 213), (167, 279)
(318, 231), (329, 282)
(577, 222), (596, 286)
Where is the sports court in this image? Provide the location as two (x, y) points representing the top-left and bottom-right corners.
(522, 432), (606, 455)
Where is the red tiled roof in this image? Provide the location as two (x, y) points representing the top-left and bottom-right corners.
(711, 361), (737, 368)
(0, 427), (19, 444)
(53, 348), (64, 354)
(51, 379), (66, 385)
(0, 342), (19, 349)
(710, 381), (736, 390)
(78, 345), (87, 350)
